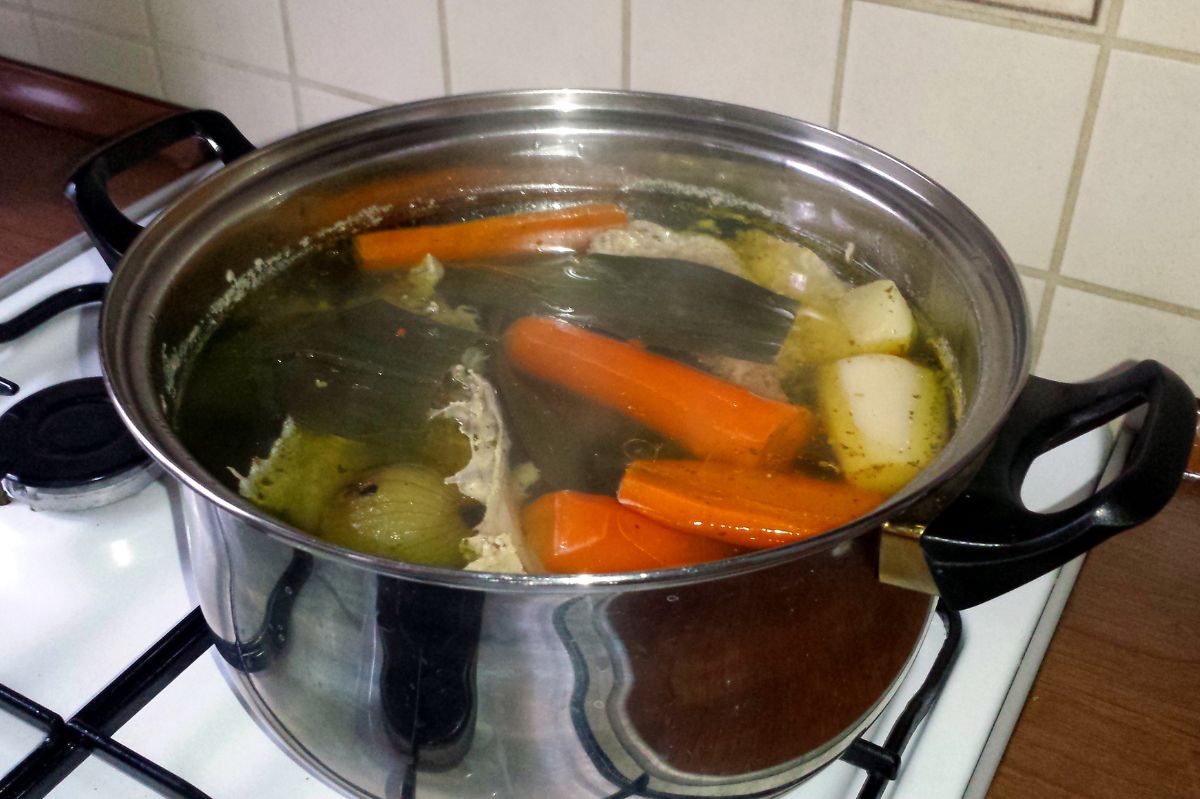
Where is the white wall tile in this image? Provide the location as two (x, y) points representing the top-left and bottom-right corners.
(31, 0), (149, 36)
(1020, 274), (1045, 322)
(159, 50), (295, 144)
(149, 0), (288, 73)
(34, 17), (160, 96)
(297, 85), (380, 128)
(286, 0), (442, 104)
(444, 0), (621, 92)
(1119, 0), (1200, 54)
(839, 4), (1098, 270)
(1037, 288), (1200, 388)
(1061, 51), (1200, 309)
(630, 0), (841, 125)
(0, 7), (40, 63)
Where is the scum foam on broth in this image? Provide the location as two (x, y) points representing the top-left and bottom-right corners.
(161, 203), (393, 404)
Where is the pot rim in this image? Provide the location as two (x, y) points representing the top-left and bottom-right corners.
(100, 89), (1030, 592)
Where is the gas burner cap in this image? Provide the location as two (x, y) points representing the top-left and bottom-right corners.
(0, 377), (160, 511)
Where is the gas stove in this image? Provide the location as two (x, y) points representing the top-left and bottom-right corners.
(0, 238), (1116, 799)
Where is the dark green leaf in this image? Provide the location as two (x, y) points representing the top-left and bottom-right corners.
(438, 254), (798, 361)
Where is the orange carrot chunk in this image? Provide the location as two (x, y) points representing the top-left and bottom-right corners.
(523, 491), (742, 574)
(354, 203), (628, 270)
(504, 316), (813, 468)
(617, 460), (886, 550)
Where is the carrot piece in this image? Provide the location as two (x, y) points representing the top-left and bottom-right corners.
(354, 203), (628, 270)
(523, 491), (743, 574)
(617, 460), (886, 549)
(504, 317), (813, 468)
(315, 167), (495, 222)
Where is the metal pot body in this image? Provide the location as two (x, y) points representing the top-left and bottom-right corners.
(89, 92), (1187, 798)
(184, 488), (932, 797)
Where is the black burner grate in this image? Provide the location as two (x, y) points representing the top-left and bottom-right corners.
(0, 603), (960, 799)
(0, 609), (212, 799)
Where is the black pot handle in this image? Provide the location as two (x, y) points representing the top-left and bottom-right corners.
(921, 360), (1194, 610)
(65, 109), (255, 269)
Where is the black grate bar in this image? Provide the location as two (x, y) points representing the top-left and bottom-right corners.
(0, 608), (213, 799)
(0, 283), (106, 395)
(74, 607), (213, 734)
(602, 774), (651, 799)
(853, 602), (963, 799)
(840, 739), (899, 780)
(0, 736), (84, 799)
(80, 726), (212, 799)
(0, 685), (61, 733)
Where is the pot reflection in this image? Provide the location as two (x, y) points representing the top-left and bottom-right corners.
(565, 533), (931, 789)
(376, 579), (484, 771)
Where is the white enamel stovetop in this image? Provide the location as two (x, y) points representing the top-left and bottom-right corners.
(0, 241), (1115, 799)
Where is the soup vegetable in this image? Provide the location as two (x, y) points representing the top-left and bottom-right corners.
(175, 202), (953, 575)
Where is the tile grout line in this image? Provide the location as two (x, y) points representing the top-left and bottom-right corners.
(1111, 36), (1200, 67)
(1029, 0), (1125, 366)
(27, 13), (50, 77)
(858, 0), (1200, 345)
(859, 0), (1200, 70)
(961, 0), (1098, 25)
(275, 0), (305, 132)
(20, 1), (396, 123)
(16, 0), (1200, 95)
(437, 0), (452, 95)
(23, 4), (155, 43)
(1016, 266), (1200, 322)
(136, 34), (402, 109)
(1059, 275), (1200, 321)
(56, 13), (434, 105)
(26, 0), (1199, 108)
(827, 0), (855, 129)
(293, 76), (393, 108)
(150, 41), (290, 83)
(141, 0), (169, 101)
(860, 0), (1105, 40)
(621, 0), (632, 90)
(24, 8), (288, 83)
(24, 2), (45, 65)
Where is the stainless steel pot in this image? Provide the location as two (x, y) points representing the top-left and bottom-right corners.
(67, 92), (1194, 798)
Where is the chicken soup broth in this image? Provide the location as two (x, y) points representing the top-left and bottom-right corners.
(173, 201), (955, 574)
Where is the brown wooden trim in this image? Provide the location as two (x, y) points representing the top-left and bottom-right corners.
(988, 476), (1200, 798)
(0, 56), (182, 142)
(0, 59), (209, 275)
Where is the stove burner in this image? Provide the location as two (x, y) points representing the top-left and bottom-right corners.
(0, 377), (158, 510)
(0, 283), (158, 510)
(0, 376), (157, 510)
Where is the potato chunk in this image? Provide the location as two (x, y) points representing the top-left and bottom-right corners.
(775, 280), (916, 395)
(733, 229), (848, 306)
(818, 354), (949, 494)
(835, 279), (914, 356)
